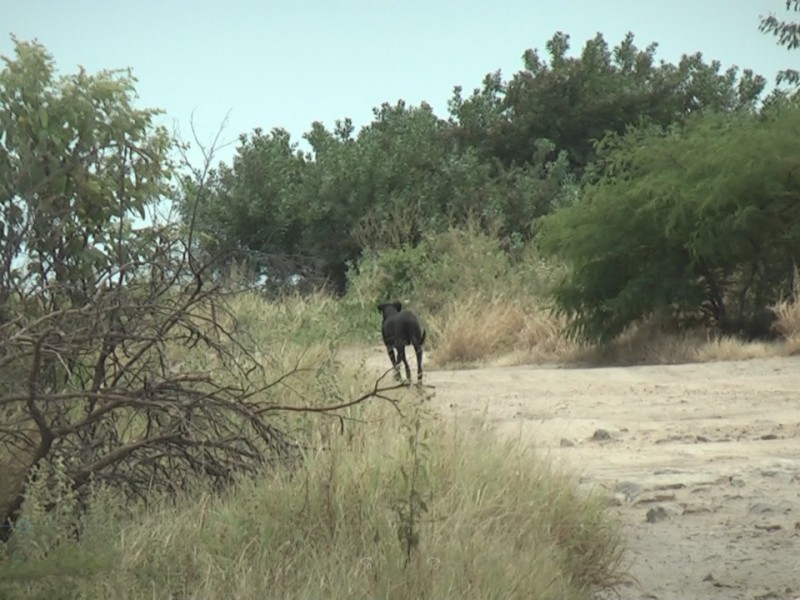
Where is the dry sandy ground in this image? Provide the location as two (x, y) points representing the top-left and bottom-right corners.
(368, 350), (800, 600)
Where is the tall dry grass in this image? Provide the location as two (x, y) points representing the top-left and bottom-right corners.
(427, 293), (577, 367)
(574, 317), (793, 366)
(770, 271), (800, 354)
(2, 402), (626, 599)
(427, 294), (800, 369)
(1, 287), (627, 599)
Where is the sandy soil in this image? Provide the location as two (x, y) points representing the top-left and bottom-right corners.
(368, 350), (800, 600)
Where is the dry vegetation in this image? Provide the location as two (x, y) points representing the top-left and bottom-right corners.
(427, 293), (574, 367)
(345, 227), (800, 370)
(769, 271), (800, 354)
(1, 289), (628, 600)
(1, 408), (625, 599)
(424, 297), (800, 370)
(5, 233), (800, 599)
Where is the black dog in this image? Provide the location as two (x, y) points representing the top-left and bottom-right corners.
(377, 301), (426, 383)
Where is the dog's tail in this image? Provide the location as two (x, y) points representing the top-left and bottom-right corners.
(420, 329), (426, 346)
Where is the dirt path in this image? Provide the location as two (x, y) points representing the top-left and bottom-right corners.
(367, 350), (800, 600)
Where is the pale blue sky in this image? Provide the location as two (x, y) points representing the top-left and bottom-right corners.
(1, 1), (797, 165)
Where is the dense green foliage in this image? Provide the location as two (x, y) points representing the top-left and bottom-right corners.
(182, 31), (767, 294)
(538, 104), (800, 341)
(451, 32), (765, 169)
(7, 6), (800, 346)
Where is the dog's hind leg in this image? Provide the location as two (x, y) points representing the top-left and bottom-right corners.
(385, 345), (401, 381)
(413, 343), (423, 383)
(397, 346), (412, 382)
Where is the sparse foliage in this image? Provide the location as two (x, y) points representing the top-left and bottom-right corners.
(0, 38), (173, 321)
(760, 1), (800, 84)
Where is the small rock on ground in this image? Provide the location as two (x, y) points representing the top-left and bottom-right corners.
(646, 505), (670, 523)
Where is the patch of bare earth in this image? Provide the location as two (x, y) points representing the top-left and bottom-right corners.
(366, 349), (800, 600)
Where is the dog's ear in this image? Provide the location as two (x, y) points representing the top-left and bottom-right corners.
(376, 303), (385, 313)
(393, 301), (402, 312)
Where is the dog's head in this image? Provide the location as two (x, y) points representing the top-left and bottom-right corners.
(377, 301), (402, 321)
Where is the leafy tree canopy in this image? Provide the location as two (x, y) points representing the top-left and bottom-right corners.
(0, 37), (174, 315)
(184, 29), (772, 295)
(538, 103), (800, 342)
(449, 32), (766, 170)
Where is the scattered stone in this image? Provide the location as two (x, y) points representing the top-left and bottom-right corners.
(591, 428), (612, 441)
(608, 493), (625, 507)
(645, 505), (670, 523)
(795, 522), (800, 530)
(634, 492), (677, 505)
(755, 524), (782, 532)
(729, 475), (746, 488)
(695, 435), (710, 443)
(749, 502), (778, 515)
(654, 482), (686, 491)
(615, 481), (643, 502)
(655, 435), (682, 444)
(703, 573), (715, 582)
(760, 469), (782, 477)
(761, 433), (779, 440)
(653, 468), (686, 475)
(559, 438), (575, 447)
(681, 502), (714, 514)
(712, 581), (736, 589)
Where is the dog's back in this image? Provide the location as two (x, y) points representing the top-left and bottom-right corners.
(378, 302), (425, 349)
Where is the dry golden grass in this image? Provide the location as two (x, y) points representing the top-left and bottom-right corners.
(422, 293), (794, 370)
(2, 403), (627, 600)
(427, 293), (578, 367)
(692, 336), (780, 362)
(770, 274), (800, 354)
(576, 318), (791, 366)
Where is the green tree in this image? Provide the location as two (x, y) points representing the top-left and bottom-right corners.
(0, 37), (173, 316)
(181, 126), (310, 289)
(344, 101), (491, 246)
(538, 105), (800, 342)
(450, 32), (766, 171)
(193, 101), (512, 292)
(0, 40), (348, 543)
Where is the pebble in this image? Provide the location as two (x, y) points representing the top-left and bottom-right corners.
(646, 505), (670, 523)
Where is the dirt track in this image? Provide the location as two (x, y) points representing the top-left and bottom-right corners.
(370, 351), (800, 600)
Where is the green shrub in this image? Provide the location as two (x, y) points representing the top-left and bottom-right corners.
(346, 225), (557, 316)
(539, 106), (800, 342)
